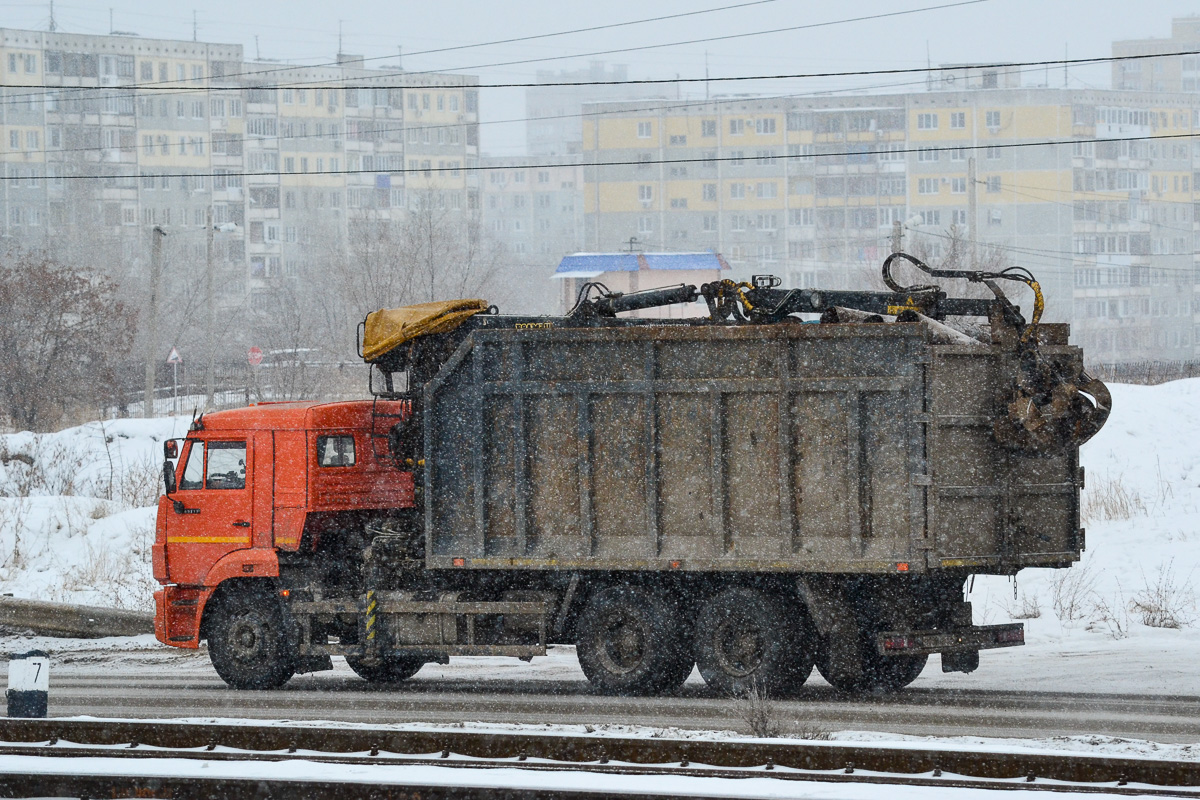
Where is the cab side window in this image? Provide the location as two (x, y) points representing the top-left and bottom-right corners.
(178, 441), (205, 490)
(205, 441), (247, 489)
(317, 435), (356, 467)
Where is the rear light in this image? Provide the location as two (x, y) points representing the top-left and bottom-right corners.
(996, 627), (1024, 644)
(452, 557), (465, 567)
(883, 635), (913, 651)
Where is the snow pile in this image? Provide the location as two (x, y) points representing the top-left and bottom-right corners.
(0, 418), (188, 608)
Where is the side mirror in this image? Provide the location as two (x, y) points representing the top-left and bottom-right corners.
(164, 440), (178, 459)
(163, 460), (176, 496)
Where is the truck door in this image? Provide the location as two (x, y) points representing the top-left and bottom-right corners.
(163, 438), (253, 585)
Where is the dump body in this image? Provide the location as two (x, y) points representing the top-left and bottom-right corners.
(424, 320), (1082, 575)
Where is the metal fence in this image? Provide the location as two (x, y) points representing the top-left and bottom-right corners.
(110, 357), (366, 418)
(1086, 360), (1200, 386)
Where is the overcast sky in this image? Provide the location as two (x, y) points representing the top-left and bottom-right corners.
(10, 1), (1200, 152)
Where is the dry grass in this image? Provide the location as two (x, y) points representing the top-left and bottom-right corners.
(1129, 561), (1197, 629)
(734, 678), (781, 738)
(1008, 592), (1043, 620)
(1049, 559), (1098, 622)
(1081, 474), (1146, 524)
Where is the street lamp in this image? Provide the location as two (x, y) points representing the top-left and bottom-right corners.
(206, 212), (241, 408)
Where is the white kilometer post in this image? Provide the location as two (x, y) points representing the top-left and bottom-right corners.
(6, 649), (49, 718)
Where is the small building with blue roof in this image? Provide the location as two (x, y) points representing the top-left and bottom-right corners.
(552, 251), (730, 317)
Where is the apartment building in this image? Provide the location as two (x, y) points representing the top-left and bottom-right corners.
(582, 87), (1200, 362)
(1112, 17), (1200, 92)
(0, 27), (479, 315)
(480, 154), (583, 313)
(526, 62), (676, 157)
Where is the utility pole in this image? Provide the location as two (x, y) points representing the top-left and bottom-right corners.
(891, 220), (903, 254)
(205, 207), (215, 408)
(968, 156), (978, 269)
(143, 226), (167, 418)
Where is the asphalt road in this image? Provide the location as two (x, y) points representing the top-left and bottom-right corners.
(36, 665), (1200, 744)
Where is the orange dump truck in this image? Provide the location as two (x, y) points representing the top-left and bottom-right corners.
(154, 256), (1109, 696)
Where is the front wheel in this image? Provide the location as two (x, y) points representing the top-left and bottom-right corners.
(206, 586), (296, 690)
(345, 654), (425, 684)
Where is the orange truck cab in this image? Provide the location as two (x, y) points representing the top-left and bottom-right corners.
(153, 400), (413, 654)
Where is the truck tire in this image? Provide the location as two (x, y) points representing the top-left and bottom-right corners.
(817, 630), (928, 694)
(694, 587), (814, 697)
(206, 587), (296, 690)
(345, 654), (425, 684)
(576, 586), (691, 696)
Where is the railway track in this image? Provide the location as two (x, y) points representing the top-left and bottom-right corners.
(0, 719), (1197, 798)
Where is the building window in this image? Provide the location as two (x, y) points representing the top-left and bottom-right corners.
(986, 175), (1002, 193)
(917, 148), (939, 162)
(917, 112), (938, 130)
(756, 181), (778, 199)
(918, 177), (939, 194)
(986, 110), (1002, 129)
(637, 121), (652, 138)
(702, 183), (717, 201)
(701, 119), (717, 137)
(669, 134), (687, 145)
(670, 198), (687, 208)
(729, 118), (745, 135)
(950, 112), (966, 129)
(949, 147), (966, 161)
(638, 216), (653, 233)
(730, 183), (745, 199)
(638, 185), (653, 202)
(951, 177), (966, 193)
(755, 117), (776, 134)
(986, 146), (1002, 159)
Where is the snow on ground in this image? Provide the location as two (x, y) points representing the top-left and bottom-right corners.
(0, 417), (188, 608)
(3, 753), (1174, 800)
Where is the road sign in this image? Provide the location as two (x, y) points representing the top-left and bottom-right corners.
(166, 347), (182, 364)
(248, 346), (264, 366)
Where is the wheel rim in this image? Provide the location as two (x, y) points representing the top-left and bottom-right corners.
(596, 610), (646, 674)
(227, 616), (267, 663)
(713, 618), (765, 677)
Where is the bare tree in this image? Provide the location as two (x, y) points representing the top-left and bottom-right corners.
(0, 249), (136, 430)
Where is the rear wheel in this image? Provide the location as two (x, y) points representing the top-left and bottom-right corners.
(345, 654), (425, 684)
(206, 586), (295, 690)
(694, 587), (814, 697)
(817, 629), (928, 694)
(576, 586), (691, 696)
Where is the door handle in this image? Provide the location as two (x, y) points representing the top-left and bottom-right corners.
(232, 521), (251, 528)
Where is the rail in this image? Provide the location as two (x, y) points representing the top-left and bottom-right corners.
(0, 719), (1196, 798)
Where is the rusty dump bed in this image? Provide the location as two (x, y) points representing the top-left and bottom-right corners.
(423, 320), (1084, 575)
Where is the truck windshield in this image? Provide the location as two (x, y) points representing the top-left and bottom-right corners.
(205, 441), (247, 490)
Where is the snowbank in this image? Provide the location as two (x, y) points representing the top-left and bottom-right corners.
(0, 417), (187, 608)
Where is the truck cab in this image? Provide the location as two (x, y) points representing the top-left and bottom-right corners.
(153, 400), (414, 649)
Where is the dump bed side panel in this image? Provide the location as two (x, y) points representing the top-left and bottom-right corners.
(425, 324), (941, 572)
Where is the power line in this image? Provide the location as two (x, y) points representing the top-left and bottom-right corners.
(0, 0), (975, 103)
(7, 130), (1200, 182)
(13, 37), (1200, 99)
(0, 55), (1079, 163)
